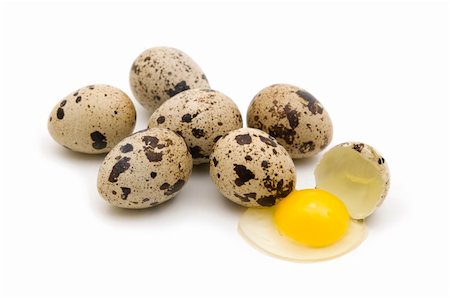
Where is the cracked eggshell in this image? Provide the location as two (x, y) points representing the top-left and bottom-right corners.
(314, 142), (390, 219)
(129, 47), (210, 112)
(247, 84), (333, 159)
(97, 128), (193, 209)
(47, 84), (136, 154)
(148, 89), (243, 165)
(210, 128), (296, 208)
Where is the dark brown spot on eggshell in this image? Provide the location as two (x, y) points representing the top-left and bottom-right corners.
(90, 131), (107, 149)
(145, 150), (163, 162)
(234, 192), (257, 203)
(299, 141), (315, 154)
(108, 157), (131, 182)
(56, 108), (64, 119)
(257, 179), (294, 207)
(189, 146), (208, 159)
(284, 104), (299, 129)
(353, 143), (365, 152)
(120, 143), (133, 153)
(166, 81), (190, 97)
(234, 164), (256, 186)
(142, 136), (159, 148)
(157, 116), (165, 124)
(268, 125), (295, 145)
(181, 113), (198, 123)
(235, 134), (252, 145)
(181, 114), (191, 122)
(192, 128), (205, 138)
(296, 89), (323, 115)
(258, 135), (278, 147)
(160, 179), (185, 196)
(120, 187), (131, 200)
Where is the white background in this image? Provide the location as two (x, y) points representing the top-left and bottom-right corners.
(1, 1), (449, 297)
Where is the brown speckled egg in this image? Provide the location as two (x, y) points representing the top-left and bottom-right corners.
(210, 128), (296, 207)
(148, 89), (243, 165)
(247, 84), (333, 159)
(48, 84), (136, 154)
(97, 128), (193, 209)
(129, 47), (210, 112)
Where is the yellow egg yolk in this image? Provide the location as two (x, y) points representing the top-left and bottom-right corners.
(274, 189), (350, 247)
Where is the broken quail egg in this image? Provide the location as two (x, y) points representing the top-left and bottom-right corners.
(97, 128), (193, 209)
(239, 189), (367, 262)
(314, 142), (390, 219)
(148, 89), (243, 165)
(210, 128), (296, 207)
(129, 47), (210, 112)
(247, 84), (332, 159)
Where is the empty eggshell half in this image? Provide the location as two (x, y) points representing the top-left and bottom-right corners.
(314, 142), (390, 219)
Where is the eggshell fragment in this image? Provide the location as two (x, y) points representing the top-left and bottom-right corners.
(314, 142), (390, 219)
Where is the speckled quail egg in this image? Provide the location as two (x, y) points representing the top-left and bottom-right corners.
(148, 89), (243, 165)
(314, 142), (390, 219)
(97, 128), (193, 209)
(48, 84), (136, 154)
(210, 128), (296, 207)
(129, 47), (210, 112)
(247, 84), (333, 159)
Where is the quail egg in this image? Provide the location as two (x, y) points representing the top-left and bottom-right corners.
(210, 128), (296, 207)
(48, 84), (136, 154)
(97, 128), (193, 209)
(148, 89), (243, 165)
(247, 84), (333, 159)
(314, 142), (390, 219)
(129, 47), (210, 112)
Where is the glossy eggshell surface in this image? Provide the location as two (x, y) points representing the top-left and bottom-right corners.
(247, 84), (332, 159)
(129, 47), (210, 112)
(210, 128), (296, 207)
(148, 89), (243, 165)
(48, 84), (136, 154)
(97, 128), (193, 209)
